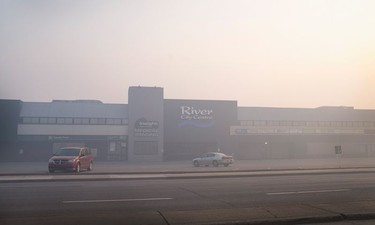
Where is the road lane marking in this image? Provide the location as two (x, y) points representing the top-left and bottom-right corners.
(267, 189), (351, 195)
(62, 197), (173, 204)
(109, 174), (166, 179)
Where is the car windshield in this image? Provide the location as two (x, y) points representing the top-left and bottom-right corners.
(54, 149), (80, 156)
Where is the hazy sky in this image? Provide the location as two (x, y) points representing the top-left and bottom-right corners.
(1, 0), (375, 108)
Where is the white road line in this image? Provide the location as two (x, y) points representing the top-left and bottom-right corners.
(267, 189), (351, 195)
(62, 197), (173, 204)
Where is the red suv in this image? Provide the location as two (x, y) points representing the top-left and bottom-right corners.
(48, 147), (93, 173)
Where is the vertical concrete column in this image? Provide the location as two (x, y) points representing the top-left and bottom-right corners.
(127, 87), (164, 162)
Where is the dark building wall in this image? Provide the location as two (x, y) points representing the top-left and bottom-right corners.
(0, 100), (21, 141)
(17, 141), (52, 161)
(0, 100), (22, 161)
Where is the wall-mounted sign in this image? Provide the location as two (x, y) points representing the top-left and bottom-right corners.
(134, 118), (159, 137)
(164, 99), (237, 142)
(178, 106), (215, 128)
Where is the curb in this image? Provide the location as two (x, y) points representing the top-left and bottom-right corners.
(184, 213), (375, 225)
(2, 166), (375, 176)
(2, 167), (375, 183)
(259, 213), (375, 225)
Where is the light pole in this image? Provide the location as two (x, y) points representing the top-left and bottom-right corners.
(264, 142), (268, 159)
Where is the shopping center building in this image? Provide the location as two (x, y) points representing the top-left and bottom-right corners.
(1, 86), (375, 162)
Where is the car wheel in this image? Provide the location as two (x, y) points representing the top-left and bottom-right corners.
(212, 160), (219, 167)
(75, 163), (81, 173)
(193, 160), (199, 167)
(224, 163), (229, 167)
(88, 161), (93, 171)
(48, 169), (55, 173)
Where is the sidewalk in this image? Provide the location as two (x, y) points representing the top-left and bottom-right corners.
(159, 201), (375, 225)
(0, 157), (375, 175)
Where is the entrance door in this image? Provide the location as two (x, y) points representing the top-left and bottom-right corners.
(107, 141), (127, 161)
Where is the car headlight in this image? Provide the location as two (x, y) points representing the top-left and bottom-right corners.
(68, 159), (74, 163)
(48, 159), (54, 163)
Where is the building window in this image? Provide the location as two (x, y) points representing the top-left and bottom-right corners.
(107, 119), (113, 125)
(254, 121), (266, 126)
(81, 118), (89, 124)
(353, 121), (360, 127)
(306, 121), (317, 127)
(107, 118), (122, 125)
(65, 118), (73, 124)
(57, 118), (73, 124)
(74, 118), (82, 124)
(90, 118), (98, 124)
(22, 117), (127, 126)
(240, 121), (254, 126)
(293, 121), (306, 126)
(280, 121), (292, 126)
(122, 119), (129, 125)
(22, 117), (39, 124)
(319, 121), (330, 127)
(40, 118), (48, 124)
(97, 118), (105, 124)
(336, 121), (343, 127)
(90, 118), (106, 125)
(73, 118), (90, 125)
(268, 121), (279, 126)
(48, 118), (56, 124)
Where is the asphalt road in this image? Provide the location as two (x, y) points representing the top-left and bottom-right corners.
(1, 172), (375, 225)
